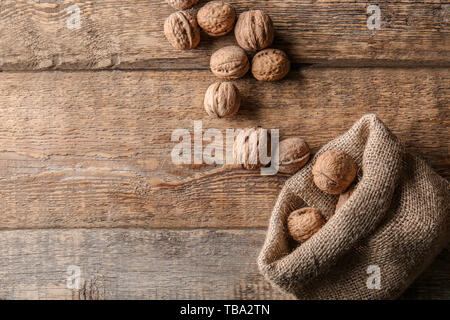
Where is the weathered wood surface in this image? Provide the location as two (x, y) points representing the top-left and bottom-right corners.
(0, 68), (448, 230)
(0, 0), (449, 70)
(0, 228), (447, 300)
(0, 229), (293, 300)
(401, 247), (450, 300)
(0, 1), (448, 299)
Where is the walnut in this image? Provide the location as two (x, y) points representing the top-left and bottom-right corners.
(252, 49), (290, 81)
(287, 208), (325, 242)
(312, 150), (357, 194)
(234, 127), (271, 170)
(278, 138), (310, 174)
(164, 11), (200, 50)
(335, 185), (356, 212)
(210, 46), (249, 79)
(234, 10), (274, 51)
(197, 1), (236, 37)
(166, 0), (199, 10)
(204, 81), (240, 118)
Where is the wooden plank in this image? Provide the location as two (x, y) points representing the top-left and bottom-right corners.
(0, 0), (448, 70)
(401, 247), (450, 300)
(0, 228), (293, 300)
(0, 228), (447, 300)
(0, 68), (448, 230)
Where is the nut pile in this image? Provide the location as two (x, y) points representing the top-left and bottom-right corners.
(163, 1), (291, 120)
(163, 1), (294, 170)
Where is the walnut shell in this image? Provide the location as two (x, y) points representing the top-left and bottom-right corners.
(204, 81), (240, 118)
(166, 0), (199, 10)
(335, 185), (356, 212)
(252, 49), (290, 81)
(197, 1), (236, 37)
(210, 46), (249, 79)
(234, 127), (271, 170)
(278, 138), (310, 174)
(164, 11), (200, 50)
(312, 150), (357, 194)
(287, 208), (325, 242)
(234, 10), (274, 51)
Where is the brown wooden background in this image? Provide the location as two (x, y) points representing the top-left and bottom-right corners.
(0, 0), (448, 299)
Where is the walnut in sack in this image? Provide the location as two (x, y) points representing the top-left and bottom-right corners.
(287, 208), (325, 242)
(312, 150), (357, 194)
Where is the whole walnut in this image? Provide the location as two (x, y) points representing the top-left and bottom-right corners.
(164, 11), (200, 50)
(235, 10), (274, 51)
(197, 1), (236, 37)
(287, 208), (325, 242)
(210, 46), (249, 79)
(252, 49), (290, 81)
(204, 81), (240, 118)
(335, 185), (356, 212)
(166, 0), (199, 10)
(278, 137), (310, 174)
(312, 150), (357, 194)
(234, 127), (271, 170)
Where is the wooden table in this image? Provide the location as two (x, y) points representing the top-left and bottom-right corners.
(0, 0), (448, 299)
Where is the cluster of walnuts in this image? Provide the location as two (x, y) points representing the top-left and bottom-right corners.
(164, 2), (360, 246)
(287, 150), (359, 243)
(163, 0), (291, 119)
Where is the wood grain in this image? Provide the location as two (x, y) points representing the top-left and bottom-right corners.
(0, 0), (449, 70)
(0, 228), (293, 300)
(0, 228), (447, 300)
(0, 0), (447, 302)
(0, 68), (448, 230)
(401, 247), (450, 300)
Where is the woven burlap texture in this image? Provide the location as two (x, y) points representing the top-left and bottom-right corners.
(258, 114), (449, 299)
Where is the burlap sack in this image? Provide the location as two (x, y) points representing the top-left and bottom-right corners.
(258, 114), (449, 299)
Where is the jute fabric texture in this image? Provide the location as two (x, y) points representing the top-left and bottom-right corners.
(258, 114), (449, 299)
